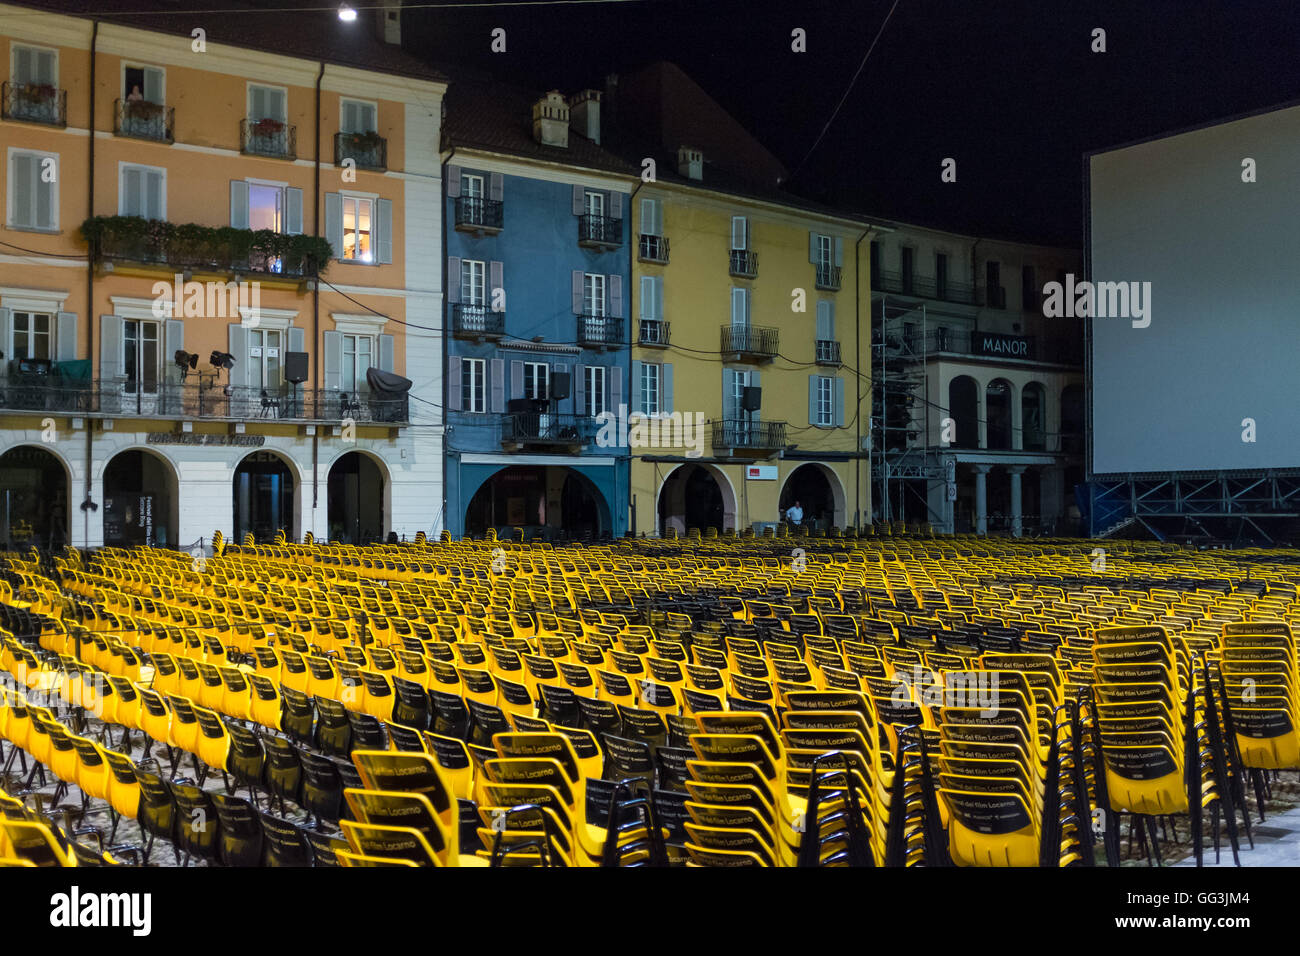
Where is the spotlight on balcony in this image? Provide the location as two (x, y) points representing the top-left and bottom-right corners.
(174, 349), (198, 380)
(209, 351), (237, 371)
(338, 3), (357, 21)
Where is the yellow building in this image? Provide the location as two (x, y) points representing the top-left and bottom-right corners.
(0, 2), (446, 550)
(627, 151), (881, 535)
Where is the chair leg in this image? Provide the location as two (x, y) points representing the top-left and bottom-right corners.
(1144, 817), (1162, 867)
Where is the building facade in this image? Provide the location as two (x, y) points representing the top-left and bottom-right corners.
(871, 224), (1085, 535)
(0, 2), (446, 551)
(442, 81), (635, 540)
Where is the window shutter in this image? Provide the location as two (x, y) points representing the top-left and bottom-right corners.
(146, 170), (164, 220)
(816, 301), (831, 341)
(639, 276), (653, 320)
(342, 100), (358, 134)
(325, 193), (342, 260)
(510, 360), (524, 399)
(663, 363), (674, 414)
(270, 88), (286, 122)
(13, 154), (34, 227)
(827, 301), (836, 340)
(610, 364), (623, 412)
(574, 364), (586, 414)
(652, 277), (664, 320)
(834, 377), (845, 427)
(809, 232), (817, 264)
(808, 375), (818, 425)
(227, 322), (249, 390)
(610, 275), (623, 320)
(489, 358), (505, 412)
(630, 360), (642, 413)
(0, 309), (9, 364)
(489, 172), (504, 202)
(163, 318), (184, 382)
(750, 371), (760, 418)
(572, 183), (585, 216)
(640, 198), (656, 237)
(376, 198), (393, 264)
(143, 67), (163, 104)
(230, 180), (249, 229)
(446, 257), (462, 304)
(288, 326), (304, 355)
(731, 216), (747, 250)
(489, 260), (504, 307)
(56, 312), (77, 362)
(122, 166), (142, 217)
(99, 315), (122, 382)
(731, 288), (748, 326)
(834, 236), (844, 267)
(448, 356), (462, 411)
(572, 271), (585, 314)
(446, 165), (461, 198)
(609, 191), (622, 220)
(14, 47), (32, 84)
(285, 187), (303, 235)
(722, 371), (736, 422)
(552, 362), (570, 414)
(36, 49), (54, 85)
(379, 333), (394, 372)
(323, 330), (341, 391)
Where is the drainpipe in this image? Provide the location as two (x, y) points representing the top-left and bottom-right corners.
(83, 20), (99, 552)
(626, 177), (646, 536)
(442, 147), (455, 538)
(312, 61), (324, 526)
(854, 225), (869, 529)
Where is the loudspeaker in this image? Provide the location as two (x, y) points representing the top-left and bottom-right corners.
(284, 351), (309, 384)
(551, 371), (571, 400)
(741, 386), (762, 412)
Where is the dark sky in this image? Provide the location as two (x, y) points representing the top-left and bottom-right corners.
(404, 0), (1300, 246)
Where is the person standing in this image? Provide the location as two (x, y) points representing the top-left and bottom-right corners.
(785, 500), (804, 526)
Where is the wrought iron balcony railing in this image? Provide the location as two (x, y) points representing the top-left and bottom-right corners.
(874, 269), (978, 306)
(455, 196), (504, 233)
(577, 315), (624, 348)
(637, 319), (670, 347)
(638, 234), (669, 263)
(711, 419), (788, 451)
(2, 81), (66, 126)
(501, 412), (596, 450)
(815, 339), (842, 366)
(815, 264), (842, 291)
(114, 98), (174, 143)
(241, 118), (297, 159)
(451, 304), (505, 339)
(720, 324), (778, 359)
(334, 131), (387, 171)
(578, 214), (622, 247)
(729, 249), (758, 278)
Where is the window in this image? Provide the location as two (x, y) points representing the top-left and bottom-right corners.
(815, 234), (832, 271)
(11, 311), (51, 360)
(123, 64), (163, 104)
(341, 99), (377, 135)
(731, 216), (749, 250)
(869, 241), (881, 279)
(248, 329), (283, 389)
(461, 259), (486, 306)
(248, 84), (287, 123)
(728, 368), (752, 441)
(815, 376), (834, 427)
(985, 261), (1004, 307)
(639, 362), (660, 416)
(584, 274), (606, 316)
(11, 45), (58, 123)
(124, 319), (160, 395)
(7, 150), (57, 231)
(523, 362), (549, 401)
(585, 190), (605, 218)
(119, 164), (165, 220)
(13, 44), (56, 86)
(936, 253), (948, 299)
(249, 183), (285, 232)
(462, 174), (484, 200)
(342, 195), (374, 262)
(462, 357), (485, 413)
(584, 365), (607, 417)
(341, 333), (372, 394)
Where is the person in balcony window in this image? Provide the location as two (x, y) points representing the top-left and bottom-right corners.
(127, 84), (144, 102)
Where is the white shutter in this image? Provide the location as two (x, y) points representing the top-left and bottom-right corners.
(610, 275), (623, 320)
(731, 288), (748, 327)
(100, 315), (122, 382)
(379, 334), (394, 372)
(663, 363), (674, 414)
(249, 85), (266, 121)
(165, 319), (185, 383)
(376, 198), (393, 263)
(270, 88), (286, 122)
(446, 165), (462, 199)
(815, 301), (831, 341)
(342, 100), (359, 133)
(630, 360), (642, 413)
(0, 309), (10, 366)
(56, 312), (77, 362)
(489, 173), (504, 202)
(325, 193), (342, 259)
(230, 180), (249, 229)
(640, 198), (657, 237)
(228, 323), (249, 390)
(834, 236), (844, 268)
(14, 46), (33, 85)
(639, 276), (654, 320)
(610, 365), (623, 412)
(490, 359), (505, 412)
(448, 356), (463, 411)
(731, 216), (748, 250)
(609, 191), (623, 220)
(323, 330), (342, 391)
(146, 169), (164, 220)
(122, 166), (142, 217)
(285, 187), (303, 235)
(143, 67), (164, 104)
(834, 377), (845, 427)
(809, 376), (818, 425)
(572, 184), (585, 216)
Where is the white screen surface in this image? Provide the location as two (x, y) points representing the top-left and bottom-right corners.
(1088, 103), (1300, 474)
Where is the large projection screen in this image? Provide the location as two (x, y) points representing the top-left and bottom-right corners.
(1087, 102), (1300, 475)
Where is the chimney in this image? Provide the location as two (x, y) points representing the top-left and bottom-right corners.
(373, 1), (401, 45)
(568, 89), (601, 145)
(532, 91), (570, 148)
(677, 146), (703, 181)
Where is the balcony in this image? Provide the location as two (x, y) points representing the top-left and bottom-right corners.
(578, 214), (622, 249)
(82, 216), (332, 279)
(241, 118), (297, 160)
(334, 131), (387, 171)
(815, 339), (842, 366)
(875, 269), (978, 306)
(729, 249), (758, 278)
(711, 419), (788, 453)
(577, 315), (624, 349)
(114, 99), (174, 143)
(455, 196), (503, 235)
(721, 325), (778, 362)
(637, 319), (670, 348)
(501, 412), (595, 452)
(815, 264), (842, 291)
(638, 234), (669, 264)
(451, 304), (505, 340)
(1, 81), (66, 127)
(0, 379), (408, 424)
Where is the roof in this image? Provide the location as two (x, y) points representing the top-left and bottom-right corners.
(441, 69), (638, 178)
(2, 0), (446, 83)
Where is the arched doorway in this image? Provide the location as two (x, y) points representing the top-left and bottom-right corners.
(0, 445), (68, 550)
(465, 466), (610, 541)
(948, 376), (979, 448)
(657, 463), (735, 536)
(779, 464), (844, 531)
(103, 449), (178, 548)
(986, 379), (1013, 450)
(328, 451), (385, 543)
(233, 451), (295, 544)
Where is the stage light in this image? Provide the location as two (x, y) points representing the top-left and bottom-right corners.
(338, 3), (357, 22)
(209, 351), (237, 370)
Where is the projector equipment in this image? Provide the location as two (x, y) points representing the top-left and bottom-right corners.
(174, 350), (198, 381)
(741, 386), (762, 412)
(209, 351), (237, 370)
(551, 371), (571, 401)
(284, 351), (309, 384)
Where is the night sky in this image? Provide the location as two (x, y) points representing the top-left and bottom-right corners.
(404, 0), (1300, 246)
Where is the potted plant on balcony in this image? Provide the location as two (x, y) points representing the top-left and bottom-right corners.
(252, 117), (285, 137)
(124, 98), (163, 121)
(345, 129), (382, 150)
(16, 82), (55, 107)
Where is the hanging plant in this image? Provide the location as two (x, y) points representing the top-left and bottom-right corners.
(80, 216), (333, 277)
(16, 82), (55, 105)
(252, 117), (285, 136)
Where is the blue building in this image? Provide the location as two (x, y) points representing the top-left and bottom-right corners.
(442, 82), (636, 539)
